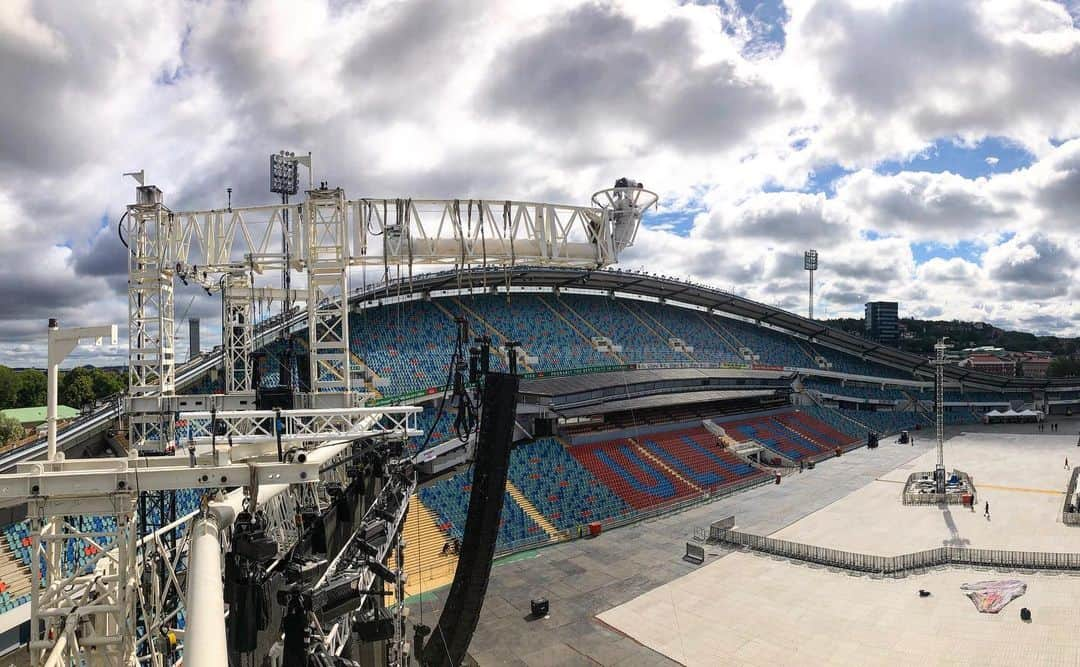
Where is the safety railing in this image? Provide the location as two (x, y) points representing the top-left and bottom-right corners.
(1063, 468), (1080, 526)
(711, 528), (1080, 574)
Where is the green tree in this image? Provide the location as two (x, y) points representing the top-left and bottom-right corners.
(0, 366), (18, 409)
(1049, 357), (1080, 378)
(16, 369), (46, 407)
(60, 367), (95, 409)
(0, 413), (24, 446)
(90, 368), (124, 399)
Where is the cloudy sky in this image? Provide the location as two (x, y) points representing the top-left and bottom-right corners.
(1, 0), (1079, 367)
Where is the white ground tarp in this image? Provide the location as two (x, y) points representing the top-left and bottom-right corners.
(961, 579), (1027, 613)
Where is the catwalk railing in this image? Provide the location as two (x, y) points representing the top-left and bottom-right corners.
(711, 528), (1080, 574)
(1063, 467), (1080, 526)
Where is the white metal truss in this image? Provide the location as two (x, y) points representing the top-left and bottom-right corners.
(178, 406), (417, 448)
(126, 188), (177, 396)
(28, 495), (136, 667)
(306, 187), (351, 393)
(126, 188), (177, 452)
(164, 189), (656, 275)
(222, 272), (255, 393)
(4, 404), (419, 666)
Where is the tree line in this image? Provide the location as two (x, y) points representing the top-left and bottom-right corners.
(0, 365), (125, 411)
(0, 365), (125, 448)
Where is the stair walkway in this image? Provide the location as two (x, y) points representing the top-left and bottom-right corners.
(0, 541), (31, 599)
(351, 350), (384, 398)
(552, 298), (629, 364)
(505, 481), (561, 540)
(398, 496), (458, 599)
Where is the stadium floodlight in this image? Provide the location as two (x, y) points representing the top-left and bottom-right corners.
(804, 250), (818, 319)
(270, 151), (299, 196)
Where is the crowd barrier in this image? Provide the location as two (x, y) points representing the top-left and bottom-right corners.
(711, 528), (1080, 574)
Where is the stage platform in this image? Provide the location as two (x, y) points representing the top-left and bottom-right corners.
(599, 429), (1080, 666)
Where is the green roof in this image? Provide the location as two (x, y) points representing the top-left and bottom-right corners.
(1, 406), (79, 423)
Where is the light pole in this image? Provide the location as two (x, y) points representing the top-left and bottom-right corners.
(934, 337), (948, 493)
(46, 319), (117, 460)
(804, 250), (818, 319)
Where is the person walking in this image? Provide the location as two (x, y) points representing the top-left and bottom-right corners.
(1066, 457), (1070, 470)
(984, 501), (990, 519)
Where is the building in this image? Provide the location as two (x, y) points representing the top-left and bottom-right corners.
(864, 301), (899, 346)
(1016, 352), (1052, 379)
(0, 405), (79, 433)
(959, 354), (1016, 376)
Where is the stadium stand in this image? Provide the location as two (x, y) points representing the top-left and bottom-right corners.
(349, 302), (459, 397)
(509, 438), (631, 530)
(454, 295), (612, 371)
(637, 428), (767, 490)
(568, 437), (700, 509)
(417, 468), (546, 550)
(547, 295), (686, 364)
(627, 301), (743, 364)
(803, 379), (908, 402)
(708, 316), (812, 368)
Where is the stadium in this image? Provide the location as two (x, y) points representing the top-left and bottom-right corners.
(4, 2), (1080, 666)
(0, 181), (1077, 665)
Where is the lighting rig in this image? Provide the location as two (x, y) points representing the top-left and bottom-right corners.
(0, 163), (654, 667)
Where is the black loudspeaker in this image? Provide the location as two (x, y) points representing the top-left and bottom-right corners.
(867, 432), (879, 449)
(530, 598), (549, 617)
(355, 616), (395, 642)
(256, 386), (294, 411)
(534, 417), (555, 438)
(1020, 607), (1031, 621)
(250, 351), (267, 389)
(295, 351), (311, 393)
(422, 373), (520, 667)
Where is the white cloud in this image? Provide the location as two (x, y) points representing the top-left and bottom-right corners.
(1, 0), (1079, 368)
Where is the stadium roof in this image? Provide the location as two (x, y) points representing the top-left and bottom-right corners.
(351, 266), (1080, 391)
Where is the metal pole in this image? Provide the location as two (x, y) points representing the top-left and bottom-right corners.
(808, 269), (814, 320)
(46, 319), (59, 461)
(185, 516), (227, 666)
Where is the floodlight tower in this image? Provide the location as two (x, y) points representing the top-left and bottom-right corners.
(804, 250), (818, 319)
(934, 337), (948, 493)
(270, 151), (312, 333)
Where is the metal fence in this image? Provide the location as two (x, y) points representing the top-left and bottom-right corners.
(712, 528), (1080, 574)
(901, 470), (976, 506)
(1063, 468), (1080, 526)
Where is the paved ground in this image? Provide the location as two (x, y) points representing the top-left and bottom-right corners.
(407, 422), (989, 666)
(599, 420), (1080, 666)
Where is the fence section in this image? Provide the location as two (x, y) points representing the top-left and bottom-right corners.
(711, 528), (1080, 574)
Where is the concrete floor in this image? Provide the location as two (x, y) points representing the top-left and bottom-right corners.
(599, 422), (1080, 666)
